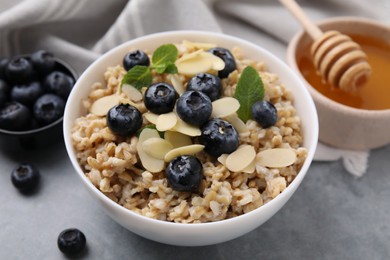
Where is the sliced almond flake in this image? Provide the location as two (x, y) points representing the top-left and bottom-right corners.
(164, 144), (205, 162)
(217, 154), (229, 166)
(164, 131), (192, 148)
(90, 94), (121, 116)
(137, 129), (165, 173)
(122, 84), (143, 102)
(182, 40), (217, 50)
(176, 49), (204, 63)
(256, 148), (297, 168)
(200, 52), (225, 71)
(156, 112), (177, 132)
(167, 74), (185, 95)
(211, 97), (240, 118)
(225, 145), (256, 172)
(142, 137), (174, 160)
(144, 112), (158, 124)
(172, 117), (201, 136)
(242, 158), (256, 173)
(223, 113), (249, 134)
(176, 56), (212, 76)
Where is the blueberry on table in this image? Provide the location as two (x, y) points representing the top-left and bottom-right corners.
(57, 228), (87, 256)
(165, 155), (203, 192)
(186, 73), (222, 101)
(11, 81), (43, 107)
(0, 58), (9, 79)
(208, 47), (236, 79)
(199, 118), (239, 157)
(176, 90), (212, 126)
(11, 163), (40, 192)
(5, 56), (35, 84)
(33, 94), (65, 125)
(144, 82), (178, 114)
(107, 103), (143, 137)
(251, 101), (278, 128)
(31, 50), (56, 75)
(0, 101), (31, 130)
(44, 71), (74, 100)
(123, 50), (150, 71)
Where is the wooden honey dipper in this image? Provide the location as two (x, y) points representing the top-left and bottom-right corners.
(280, 0), (371, 92)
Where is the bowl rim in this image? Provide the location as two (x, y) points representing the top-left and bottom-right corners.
(64, 30), (319, 228)
(287, 16), (390, 117)
(0, 56), (77, 136)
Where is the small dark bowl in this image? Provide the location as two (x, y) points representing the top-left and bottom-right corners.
(0, 57), (77, 150)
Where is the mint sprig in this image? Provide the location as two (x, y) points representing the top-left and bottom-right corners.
(234, 66), (264, 122)
(121, 44), (178, 89)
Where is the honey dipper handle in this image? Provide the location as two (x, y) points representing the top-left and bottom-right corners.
(279, 0), (323, 40)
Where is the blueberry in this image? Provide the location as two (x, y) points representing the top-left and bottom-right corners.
(44, 71), (74, 100)
(0, 101), (31, 130)
(165, 155), (203, 192)
(0, 79), (10, 107)
(186, 73), (222, 101)
(11, 81), (43, 107)
(0, 58), (9, 79)
(208, 47), (236, 78)
(31, 50), (56, 75)
(57, 228), (87, 256)
(176, 90), (212, 126)
(5, 56), (35, 84)
(199, 118), (239, 157)
(144, 82), (177, 114)
(11, 163), (40, 192)
(107, 103), (142, 137)
(33, 94), (65, 125)
(251, 101), (278, 128)
(123, 50), (150, 71)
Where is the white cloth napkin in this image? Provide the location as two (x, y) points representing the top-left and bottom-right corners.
(1, 0), (387, 176)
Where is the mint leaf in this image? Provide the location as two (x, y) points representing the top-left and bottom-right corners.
(234, 66), (264, 122)
(121, 65), (152, 90)
(151, 44), (178, 74)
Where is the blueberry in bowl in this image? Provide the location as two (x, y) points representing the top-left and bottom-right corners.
(0, 50), (77, 150)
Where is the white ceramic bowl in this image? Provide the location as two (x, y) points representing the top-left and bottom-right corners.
(64, 31), (318, 246)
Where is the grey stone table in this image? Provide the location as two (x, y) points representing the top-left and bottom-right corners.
(1, 137), (389, 260)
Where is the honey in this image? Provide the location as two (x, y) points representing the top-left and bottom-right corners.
(297, 34), (390, 110)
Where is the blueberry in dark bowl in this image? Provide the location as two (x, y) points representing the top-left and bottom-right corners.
(44, 71), (74, 100)
(0, 58), (9, 79)
(5, 56), (35, 84)
(176, 90), (212, 126)
(11, 81), (43, 107)
(11, 163), (40, 192)
(144, 82), (178, 114)
(31, 50), (56, 75)
(199, 118), (239, 157)
(0, 79), (10, 107)
(165, 155), (203, 192)
(251, 100), (278, 129)
(123, 50), (150, 71)
(0, 101), (31, 131)
(208, 47), (236, 79)
(107, 103), (143, 137)
(33, 94), (65, 126)
(186, 73), (222, 101)
(57, 228), (87, 256)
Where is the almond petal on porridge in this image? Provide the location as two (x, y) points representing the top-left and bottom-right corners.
(217, 154), (229, 166)
(226, 145), (256, 172)
(90, 94), (121, 116)
(164, 131), (192, 148)
(223, 113), (249, 134)
(137, 128), (165, 173)
(167, 74), (185, 95)
(256, 148), (297, 168)
(211, 97), (240, 118)
(182, 40), (217, 50)
(242, 158), (256, 174)
(156, 112), (177, 132)
(122, 84), (143, 102)
(200, 52), (225, 71)
(142, 137), (174, 160)
(144, 112), (159, 124)
(176, 49), (204, 63)
(164, 144), (205, 162)
(172, 117), (201, 136)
